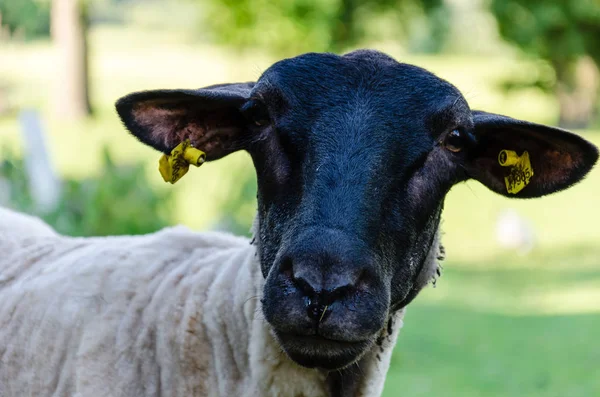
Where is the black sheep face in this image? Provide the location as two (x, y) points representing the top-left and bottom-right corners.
(117, 50), (598, 371)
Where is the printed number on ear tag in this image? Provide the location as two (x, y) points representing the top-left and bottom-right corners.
(498, 149), (534, 194)
(158, 140), (206, 184)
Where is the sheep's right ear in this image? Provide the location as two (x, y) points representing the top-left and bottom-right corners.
(116, 82), (255, 161)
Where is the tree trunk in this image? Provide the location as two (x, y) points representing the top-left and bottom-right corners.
(51, 0), (91, 119)
(555, 57), (599, 129)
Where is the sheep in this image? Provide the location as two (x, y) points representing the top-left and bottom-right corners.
(0, 206), (57, 237)
(1, 49), (597, 397)
(0, 208), (416, 396)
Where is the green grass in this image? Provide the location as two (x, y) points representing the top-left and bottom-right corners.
(1, 24), (599, 397)
(383, 245), (600, 397)
(385, 305), (600, 397)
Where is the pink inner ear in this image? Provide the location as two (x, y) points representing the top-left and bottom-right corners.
(538, 149), (577, 187)
(132, 102), (197, 149)
(131, 101), (243, 159)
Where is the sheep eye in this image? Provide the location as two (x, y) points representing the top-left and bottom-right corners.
(444, 129), (464, 153)
(241, 100), (270, 127)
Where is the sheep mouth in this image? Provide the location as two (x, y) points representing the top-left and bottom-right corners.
(275, 332), (373, 370)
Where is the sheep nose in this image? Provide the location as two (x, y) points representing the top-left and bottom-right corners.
(280, 256), (365, 320)
(275, 227), (377, 321)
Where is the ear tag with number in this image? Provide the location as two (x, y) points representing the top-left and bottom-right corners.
(158, 140), (206, 184)
(498, 149), (534, 194)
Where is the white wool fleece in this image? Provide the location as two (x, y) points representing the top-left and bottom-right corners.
(0, 209), (438, 397)
(0, 207), (57, 237)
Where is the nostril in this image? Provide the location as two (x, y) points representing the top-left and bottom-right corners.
(279, 256), (318, 297)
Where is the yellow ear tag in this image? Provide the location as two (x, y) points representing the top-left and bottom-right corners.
(498, 149), (534, 194)
(158, 140), (206, 184)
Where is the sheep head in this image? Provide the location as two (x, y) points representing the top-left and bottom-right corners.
(116, 50), (598, 371)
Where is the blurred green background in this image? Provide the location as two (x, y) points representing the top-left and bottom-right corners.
(1, 0), (599, 396)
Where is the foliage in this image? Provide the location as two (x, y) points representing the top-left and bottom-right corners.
(490, 1), (600, 72)
(212, 165), (257, 236)
(199, 0), (450, 55)
(490, 0), (600, 127)
(0, 146), (174, 236)
(0, 0), (50, 39)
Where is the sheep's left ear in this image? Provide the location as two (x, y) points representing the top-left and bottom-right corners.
(116, 82), (254, 160)
(465, 111), (598, 198)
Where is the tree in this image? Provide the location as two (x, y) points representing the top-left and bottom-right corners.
(490, 0), (600, 128)
(200, 0), (449, 56)
(0, 0), (50, 39)
(51, 0), (91, 119)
